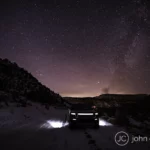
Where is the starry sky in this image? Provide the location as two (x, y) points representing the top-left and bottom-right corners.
(0, 0), (150, 97)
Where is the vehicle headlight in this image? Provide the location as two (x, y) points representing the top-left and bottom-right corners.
(71, 113), (76, 115)
(95, 113), (98, 115)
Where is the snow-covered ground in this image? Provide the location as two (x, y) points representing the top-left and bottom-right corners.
(0, 103), (150, 150)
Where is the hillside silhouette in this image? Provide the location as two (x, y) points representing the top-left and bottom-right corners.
(0, 58), (62, 107)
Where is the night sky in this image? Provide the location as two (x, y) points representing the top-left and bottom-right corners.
(0, 0), (150, 97)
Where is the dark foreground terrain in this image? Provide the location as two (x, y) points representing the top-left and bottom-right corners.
(0, 103), (150, 150)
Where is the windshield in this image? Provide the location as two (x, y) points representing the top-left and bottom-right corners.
(71, 104), (93, 110)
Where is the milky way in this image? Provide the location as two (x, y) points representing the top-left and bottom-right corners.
(0, 0), (150, 97)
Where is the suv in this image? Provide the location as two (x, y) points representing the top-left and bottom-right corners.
(68, 104), (99, 128)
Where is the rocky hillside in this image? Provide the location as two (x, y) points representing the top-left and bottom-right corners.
(0, 58), (63, 106)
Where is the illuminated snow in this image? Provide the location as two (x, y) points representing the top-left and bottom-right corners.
(40, 120), (69, 129)
(40, 118), (112, 129)
(99, 119), (112, 126)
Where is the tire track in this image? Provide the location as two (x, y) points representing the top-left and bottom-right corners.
(84, 129), (102, 150)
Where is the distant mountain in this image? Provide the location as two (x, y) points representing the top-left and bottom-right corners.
(63, 93), (150, 108)
(0, 58), (62, 105)
(96, 94), (148, 100)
